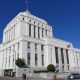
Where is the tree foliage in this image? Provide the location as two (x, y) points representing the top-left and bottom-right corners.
(15, 58), (26, 68)
(47, 64), (55, 72)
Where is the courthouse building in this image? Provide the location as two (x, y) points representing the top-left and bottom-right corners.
(0, 11), (80, 76)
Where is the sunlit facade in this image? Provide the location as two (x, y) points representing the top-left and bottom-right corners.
(0, 11), (80, 77)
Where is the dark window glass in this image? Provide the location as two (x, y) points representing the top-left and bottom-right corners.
(27, 53), (30, 65)
(35, 44), (37, 50)
(61, 48), (64, 64)
(41, 45), (44, 51)
(18, 43), (19, 50)
(9, 56), (10, 67)
(29, 24), (31, 37)
(23, 18), (24, 20)
(35, 54), (38, 66)
(42, 29), (43, 37)
(42, 55), (44, 65)
(34, 26), (35, 38)
(17, 53), (19, 58)
(55, 47), (59, 64)
(38, 27), (40, 38)
(29, 20), (31, 22)
(66, 50), (69, 64)
(46, 30), (47, 36)
(38, 23), (39, 25)
(28, 42), (30, 49)
(68, 65), (69, 70)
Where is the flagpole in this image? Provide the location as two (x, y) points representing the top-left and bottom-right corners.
(25, 0), (28, 11)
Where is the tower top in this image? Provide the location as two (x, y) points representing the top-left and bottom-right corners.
(25, 0), (29, 11)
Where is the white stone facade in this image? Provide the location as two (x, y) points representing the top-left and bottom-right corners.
(0, 11), (80, 77)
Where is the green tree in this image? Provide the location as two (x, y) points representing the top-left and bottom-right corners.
(15, 58), (26, 68)
(47, 64), (55, 72)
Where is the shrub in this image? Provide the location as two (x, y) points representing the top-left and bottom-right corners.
(15, 58), (26, 68)
(47, 64), (55, 72)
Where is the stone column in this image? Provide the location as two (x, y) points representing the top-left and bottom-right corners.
(35, 27), (38, 38)
(52, 47), (56, 66)
(31, 25), (34, 37)
(58, 48), (62, 72)
(37, 44), (42, 67)
(63, 49), (68, 72)
(30, 43), (35, 67)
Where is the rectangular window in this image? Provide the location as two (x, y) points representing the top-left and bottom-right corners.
(46, 30), (47, 36)
(27, 53), (30, 65)
(41, 45), (44, 51)
(61, 48), (64, 64)
(28, 42), (31, 49)
(34, 26), (35, 38)
(66, 50), (69, 64)
(18, 43), (19, 50)
(38, 27), (40, 38)
(13, 55), (14, 67)
(9, 56), (10, 67)
(42, 29), (43, 37)
(29, 24), (31, 37)
(55, 47), (59, 64)
(17, 43), (19, 58)
(35, 54), (38, 66)
(42, 55), (44, 65)
(13, 25), (15, 39)
(35, 44), (37, 50)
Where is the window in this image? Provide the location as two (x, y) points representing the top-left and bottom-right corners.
(38, 23), (39, 25)
(46, 30), (47, 36)
(28, 42), (31, 49)
(55, 47), (59, 64)
(38, 27), (40, 38)
(68, 65), (69, 70)
(23, 18), (24, 20)
(41, 45), (44, 51)
(17, 53), (19, 58)
(35, 44), (37, 50)
(17, 43), (19, 58)
(27, 53), (30, 65)
(42, 55), (44, 65)
(61, 48), (64, 64)
(34, 26), (35, 38)
(42, 29), (43, 37)
(29, 20), (31, 22)
(14, 25), (15, 39)
(66, 49), (69, 64)
(18, 43), (19, 50)
(62, 65), (64, 71)
(9, 56), (10, 67)
(29, 24), (31, 37)
(13, 55), (14, 67)
(35, 54), (38, 66)
(34, 21), (35, 24)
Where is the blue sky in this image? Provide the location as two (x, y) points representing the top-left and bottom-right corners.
(0, 0), (80, 48)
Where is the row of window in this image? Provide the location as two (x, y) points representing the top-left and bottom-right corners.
(29, 24), (49, 38)
(23, 18), (48, 28)
(2, 43), (19, 68)
(55, 47), (69, 64)
(27, 42), (44, 51)
(27, 53), (44, 66)
(4, 25), (15, 43)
